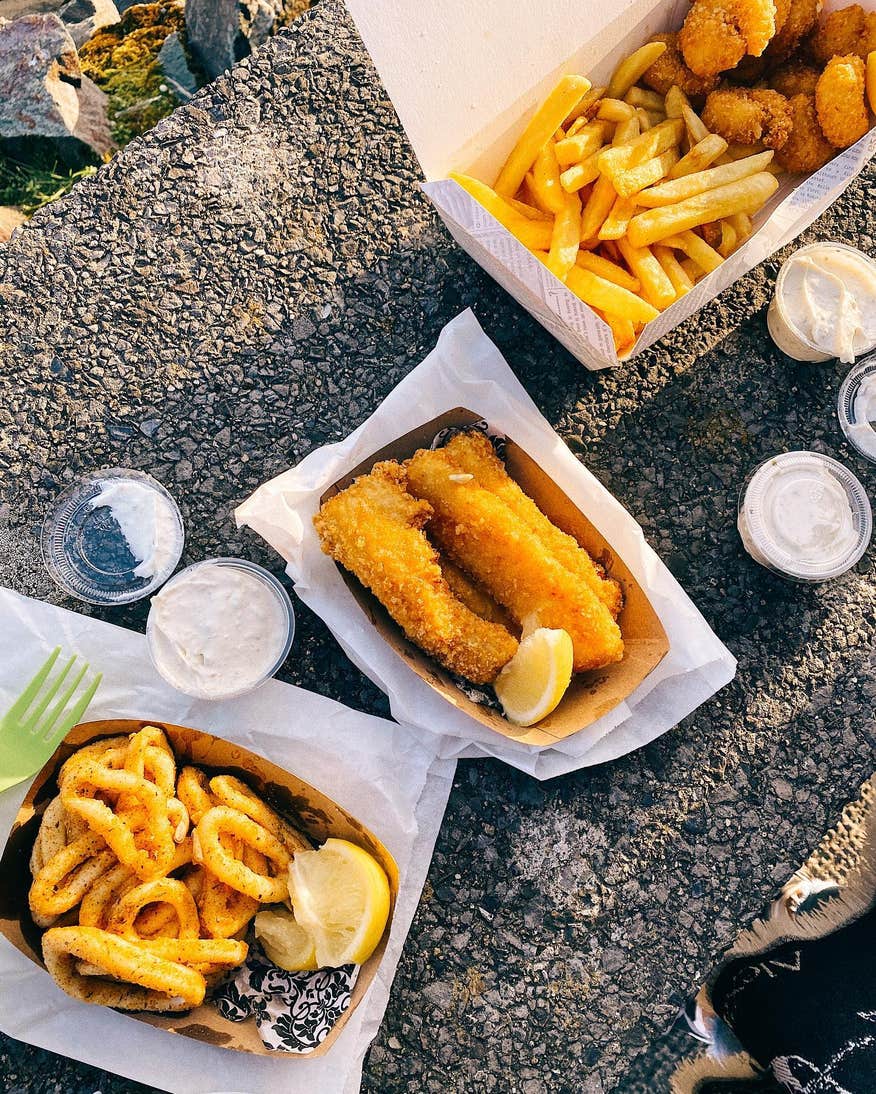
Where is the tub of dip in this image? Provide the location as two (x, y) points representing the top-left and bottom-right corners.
(838, 354), (876, 464)
(41, 468), (184, 605)
(147, 558), (295, 699)
(738, 451), (872, 582)
(767, 243), (876, 364)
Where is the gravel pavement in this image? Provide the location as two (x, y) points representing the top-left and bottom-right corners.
(0, 2), (874, 1090)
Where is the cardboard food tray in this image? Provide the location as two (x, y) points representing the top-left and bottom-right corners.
(320, 408), (670, 748)
(346, 0), (876, 368)
(0, 719), (399, 1059)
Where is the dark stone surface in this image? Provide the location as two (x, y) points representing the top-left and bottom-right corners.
(0, 1), (874, 1090)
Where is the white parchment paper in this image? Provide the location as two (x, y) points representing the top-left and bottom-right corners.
(237, 310), (737, 780)
(0, 587), (455, 1094)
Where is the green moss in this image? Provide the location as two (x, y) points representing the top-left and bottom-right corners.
(0, 151), (98, 216)
(79, 2), (186, 146)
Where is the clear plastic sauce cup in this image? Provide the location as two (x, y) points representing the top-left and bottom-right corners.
(738, 451), (871, 582)
(838, 353), (876, 464)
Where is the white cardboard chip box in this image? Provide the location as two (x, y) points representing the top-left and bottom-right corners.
(344, 0), (876, 368)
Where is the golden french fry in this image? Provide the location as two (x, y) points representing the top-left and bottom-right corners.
(597, 308), (637, 355)
(727, 211), (752, 242)
(636, 151), (774, 207)
(565, 265), (660, 326)
(664, 86), (691, 120)
(508, 196), (552, 221)
(576, 250), (641, 292)
(644, 110), (666, 127)
(617, 238), (676, 309)
(598, 195), (637, 240)
(612, 148), (679, 199)
(547, 191), (582, 279)
(597, 98), (636, 122)
(566, 116), (587, 138)
(563, 85), (606, 128)
(867, 52), (876, 114)
(530, 143), (567, 214)
(624, 86), (665, 111)
(661, 230), (724, 274)
(560, 152), (602, 192)
(494, 75), (592, 196)
(555, 121), (612, 167)
(681, 104), (709, 145)
(653, 245), (694, 297)
(612, 116), (641, 147)
(627, 172), (778, 247)
(718, 221), (738, 257)
(669, 134), (729, 178)
(598, 118), (683, 179)
(451, 173), (554, 250)
(717, 141), (766, 164)
(607, 41), (668, 99)
(579, 174), (618, 243)
(680, 256), (704, 282)
(636, 108), (653, 131)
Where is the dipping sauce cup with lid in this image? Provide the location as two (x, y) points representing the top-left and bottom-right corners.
(738, 451), (871, 582)
(838, 353), (876, 464)
(767, 242), (876, 364)
(147, 558), (295, 700)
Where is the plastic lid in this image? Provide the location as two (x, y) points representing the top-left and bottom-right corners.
(838, 353), (876, 464)
(739, 451), (871, 581)
(41, 468), (184, 605)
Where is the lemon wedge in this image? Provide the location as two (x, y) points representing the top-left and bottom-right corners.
(494, 627), (573, 726)
(254, 906), (318, 972)
(287, 838), (391, 968)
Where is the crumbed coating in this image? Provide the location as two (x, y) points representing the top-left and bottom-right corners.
(680, 0), (777, 78)
(768, 59), (821, 96)
(815, 53), (870, 148)
(313, 459), (518, 684)
(702, 87), (793, 147)
(641, 33), (719, 97)
(808, 4), (876, 64)
(406, 447), (624, 674)
(765, 0), (822, 61)
(774, 92), (836, 170)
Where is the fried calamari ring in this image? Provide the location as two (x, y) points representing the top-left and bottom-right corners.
(29, 796), (89, 878)
(815, 54), (870, 148)
(29, 832), (116, 923)
(209, 776), (312, 855)
(42, 926), (205, 1011)
(61, 763), (176, 880)
(198, 841), (266, 939)
(78, 862), (139, 929)
(775, 92), (836, 170)
(108, 877), (200, 940)
(679, 0), (777, 78)
(137, 936), (248, 975)
(641, 32), (719, 97)
(702, 87), (793, 147)
(193, 806), (290, 902)
(176, 766), (217, 825)
(124, 726), (176, 796)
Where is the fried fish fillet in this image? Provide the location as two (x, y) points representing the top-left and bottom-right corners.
(313, 460), (518, 684)
(406, 448), (624, 674)
(441, 431), (623, 618)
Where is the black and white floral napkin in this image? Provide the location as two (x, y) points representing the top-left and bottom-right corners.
(213, 939), (358, 1053)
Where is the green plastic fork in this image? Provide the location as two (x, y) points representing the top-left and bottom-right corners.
(0, 647), (102, 793)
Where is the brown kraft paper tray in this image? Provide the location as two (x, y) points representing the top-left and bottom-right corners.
(320, 408), (670, 748)
(0, 718), (399, 1058)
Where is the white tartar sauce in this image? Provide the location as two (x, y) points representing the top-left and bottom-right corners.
(148, 563), (290, 699)
(776, 244), (876, 363)
(90, 479), (181, 579)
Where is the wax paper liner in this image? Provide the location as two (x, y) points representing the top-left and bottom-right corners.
(236, 309), (737, 779)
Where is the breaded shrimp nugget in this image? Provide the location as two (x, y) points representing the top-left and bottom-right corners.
(809, 4), (876, 64)
(642, 33), (719, 97)
(765, 0), (822, 61)
(815, 53), (870, 147)
(768, 59), (821, 96)
(774, 93), (836, 170)
(702, 87), (793, 147)
(680, 0), (777, 78)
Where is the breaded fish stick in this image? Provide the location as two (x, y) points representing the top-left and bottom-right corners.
(313, 461), (518, 685)
(406, 449), (624, 673)
(442, 431), (623, 617)
(438, 556), (519, 633)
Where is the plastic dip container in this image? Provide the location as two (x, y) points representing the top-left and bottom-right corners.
(147, 558), (295, 700)
(838, 353), (876, 464)
(738, 451), (872, 582)
(42, 468), (184, 605)
(767, 242), (876, 363)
